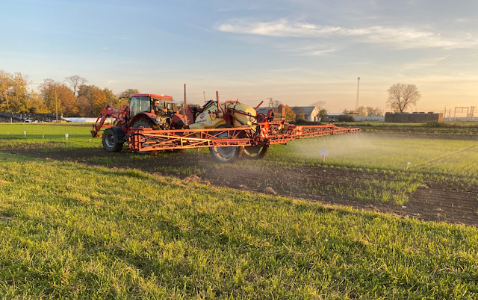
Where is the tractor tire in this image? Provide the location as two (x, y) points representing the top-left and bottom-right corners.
(102, 127), (125, 152)
(242, 145), (269, 159)
(209, 125), (243, 163)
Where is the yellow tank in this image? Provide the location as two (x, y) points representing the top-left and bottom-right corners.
(188, 100), (256, 129)
(189, 101), (226, 129)
(226, 102), (257, 127)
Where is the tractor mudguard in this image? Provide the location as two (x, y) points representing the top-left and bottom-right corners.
(129, 112), (159, 127)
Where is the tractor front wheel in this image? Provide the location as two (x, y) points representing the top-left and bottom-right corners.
(102, 127), (125, 152)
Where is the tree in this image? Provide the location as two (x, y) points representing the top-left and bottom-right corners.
(0, 71), (32, 114)
(366, 107), (383, 117)
(28, 91), (48, 114)
(294, 107), (305, 121)
(284, 105), (296, 121)
(357, 106), (367, 117)
(65, 75), (87, 96)
(311, 101), (325, 111)
(39, 79), (77, 116)
(77, 85), (107, 117)
(103, 88), (119, 107)
(118, 88), (139, 106)
(318, 109), (327, 119)
(387, 83), (421, 113)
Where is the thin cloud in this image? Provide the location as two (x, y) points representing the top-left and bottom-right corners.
(217, 19), (478, 49)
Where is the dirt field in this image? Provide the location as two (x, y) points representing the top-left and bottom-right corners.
(9, 142), (478, 227)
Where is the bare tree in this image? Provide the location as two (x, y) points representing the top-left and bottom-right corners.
(65, 75), (87, 96)
(311, 101), (325, 110)
(387, 83), (421, 113)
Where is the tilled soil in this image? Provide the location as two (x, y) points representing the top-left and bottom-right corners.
(8, 145), (478, 227)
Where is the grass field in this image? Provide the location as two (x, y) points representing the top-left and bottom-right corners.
(1, 123), (478, 299)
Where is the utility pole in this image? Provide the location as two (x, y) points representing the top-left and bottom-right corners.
(183, 84), (188, 126)
(55, 90), (58, 122)
(268, 97), (274, 108)
(355, 77), (360, 112)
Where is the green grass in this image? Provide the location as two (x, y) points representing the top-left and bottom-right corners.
(269, 134), (478, 175)
(1, 151), (478, 299)
(262, 134), (478, 204)
(0, 123), (99, 150)
(2, 123), (477, 206)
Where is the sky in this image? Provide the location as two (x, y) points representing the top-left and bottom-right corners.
(1, 0), (477, 113)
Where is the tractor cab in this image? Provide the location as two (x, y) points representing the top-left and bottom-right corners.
(129, 94), (177, 117)
(128, 93), (180, 129)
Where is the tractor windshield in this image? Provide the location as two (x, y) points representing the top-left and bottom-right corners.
(130, 96), (151, 116)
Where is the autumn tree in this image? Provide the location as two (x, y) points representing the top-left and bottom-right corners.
(387, 83), (421, 113)
(118, 88), (139, 106)
(65, 75), (87, 96)
(77, 85), (107, 117)
(28, 91), (49, 114)
(119, 88), (140, 99)
(293, 107), (305, 121)
(0, 71), (36, 114)
(39, 79), (78, 116)
(284, 105), (296, 121)
(103, 88), (119, 107)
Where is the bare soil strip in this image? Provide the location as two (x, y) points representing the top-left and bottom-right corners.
(8, 146), (478, 227)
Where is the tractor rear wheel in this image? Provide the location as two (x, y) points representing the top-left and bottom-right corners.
(102, 127), (125, 152)
(243, 145), (269, 159)
(209, 125), (243, 163)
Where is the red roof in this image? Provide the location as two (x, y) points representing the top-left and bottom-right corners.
(131, 94), (173, 101)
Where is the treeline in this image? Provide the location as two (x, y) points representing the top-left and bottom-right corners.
(0, 70), (139, 117)
(343, 106), (384, 117)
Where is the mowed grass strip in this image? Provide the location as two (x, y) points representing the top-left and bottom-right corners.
(0, 123), (99, 150)
(0, 152), (477, 299)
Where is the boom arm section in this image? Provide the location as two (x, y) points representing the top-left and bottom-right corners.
(91, 104), (130, 137)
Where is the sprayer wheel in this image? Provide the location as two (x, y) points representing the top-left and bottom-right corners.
(209, 125), (243, 163)
(243, 145), (269, 159)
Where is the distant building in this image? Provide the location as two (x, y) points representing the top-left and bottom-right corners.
(291, 106), (320, 122)
(257, 104), (286, 121)
(385, 112), (443, 123)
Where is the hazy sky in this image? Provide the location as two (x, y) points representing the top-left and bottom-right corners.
(1, 0), (477, 112)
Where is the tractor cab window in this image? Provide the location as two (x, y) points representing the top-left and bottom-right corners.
(166, 102), (178, 112)
(130, 96), (151, 116)
(153, 98), (167, 110)
(152, 97), (175, 114)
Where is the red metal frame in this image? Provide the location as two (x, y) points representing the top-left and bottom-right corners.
(91, 95), (360, 153)
(126, 122), (360, 152)
(91, 104), (130, 137)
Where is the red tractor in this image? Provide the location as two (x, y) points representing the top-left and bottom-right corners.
(91, 93), (184, 152)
